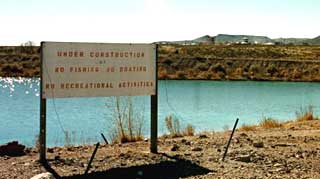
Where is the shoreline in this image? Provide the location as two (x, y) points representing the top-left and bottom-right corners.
(1, 119), (319, 179)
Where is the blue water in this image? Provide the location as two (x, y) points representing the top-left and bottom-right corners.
(1, 78), (320, 147)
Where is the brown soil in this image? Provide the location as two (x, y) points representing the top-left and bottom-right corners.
(1, 45), (320, 81)
(1, 120), (320, 179)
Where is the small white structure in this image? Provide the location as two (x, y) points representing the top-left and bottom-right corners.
(264, 42), (275, 45)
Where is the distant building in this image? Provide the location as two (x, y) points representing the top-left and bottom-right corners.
(264, 42), (275, 45)
(238, 37), (250, 45)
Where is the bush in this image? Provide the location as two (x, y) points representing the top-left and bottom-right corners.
(296, 106), (318, 121)
(176, 71), (186, 79)
(183, 124), (195, 136)
(107, 97), (145, 143)
(165, 115), (195, 137)
(165, 115), (181, 137)
(259, 117), (283, 129)
(210, 63), (226, 73)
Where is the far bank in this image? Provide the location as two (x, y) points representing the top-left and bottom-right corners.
(1, 45), (320, 81)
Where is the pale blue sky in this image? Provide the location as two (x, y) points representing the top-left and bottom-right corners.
(1, 0), (319, 45)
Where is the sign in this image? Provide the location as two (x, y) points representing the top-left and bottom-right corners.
(42, 42), (156, 98)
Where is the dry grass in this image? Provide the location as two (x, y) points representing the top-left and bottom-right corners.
(165, 115), (195, 138)
(259, 118), (283, 129)
(165, 115), (182, 138)
(182, 124), (195, 136)
(296, 106), (319, 122)
(107, 97), (145, 144)
(238, 124), (257, 131)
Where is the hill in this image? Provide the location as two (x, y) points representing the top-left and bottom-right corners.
(306, 36), (320, 45)
(214, 34), (273, 44)
(156, 34), (320, 45)
(273, 38), (309, 45)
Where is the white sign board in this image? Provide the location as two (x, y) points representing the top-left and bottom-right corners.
(42, 42), (156, 98)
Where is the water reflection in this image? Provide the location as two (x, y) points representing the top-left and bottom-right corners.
(0, 77), (40, 97)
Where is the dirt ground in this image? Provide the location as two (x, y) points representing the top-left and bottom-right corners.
(1, 120), (320, 179)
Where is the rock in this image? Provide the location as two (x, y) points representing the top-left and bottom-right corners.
(253, 141), (264, 148)
(0, 141), (26, 156)
(233, 138), (240, 144)
(119, 153), (125, 157)
(239, 133), (248, 137)
(181, 139), (187, 143)
(235, 155), (252, 163)
(199, 134), (208, 139)
(185, 141), (191, 145)
(47, 148), (54, 153)
(273, 163), (282, 167)
(217, 148), (222, 152)
(171, 144), (179, 151)
(30, 172), (55, 179)
(191, 147), (203, 151)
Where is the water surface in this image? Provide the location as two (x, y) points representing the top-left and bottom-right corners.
(1, 78), (319, 146)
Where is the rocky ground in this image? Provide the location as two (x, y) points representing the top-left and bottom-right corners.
(1, 120), (320, 179)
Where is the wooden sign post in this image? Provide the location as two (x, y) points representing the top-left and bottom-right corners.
(40, 42), (47, 163)
(150, 45), (158, 153)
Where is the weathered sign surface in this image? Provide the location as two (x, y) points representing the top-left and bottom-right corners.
(42, 42), (156, 98)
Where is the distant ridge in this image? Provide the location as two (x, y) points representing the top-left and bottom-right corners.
(273, 38), (309, 45)
(214, 34), (273, 44)
(156, 34), (320, 45)
(307, 36), (320, 45)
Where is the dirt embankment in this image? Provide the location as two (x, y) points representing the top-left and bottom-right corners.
(1, 45), (320, 81)
(1, 120), (320, 179)
(0, 46), (39, 77)
(158, 45), (320, 81)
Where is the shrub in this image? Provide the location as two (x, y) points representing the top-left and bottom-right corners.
(296, 106), (318, 121)
(158, 68), (169, 79)
(165, 115), (195, 137)
(210, 63), (226, 73)
(165, 115), (181, 138)
(107, 97), (145, 143)
(249, 64), (260, 73)
(64, 131), (76, 147)
(259, 117), (282, 129)
(182, 124), (195, 136)
(176, 71), (186, 79)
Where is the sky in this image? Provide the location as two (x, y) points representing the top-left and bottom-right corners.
(0, 0), (319, 45)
